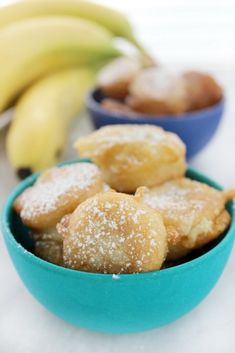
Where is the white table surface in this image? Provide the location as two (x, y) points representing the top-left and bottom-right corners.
(0, 69), (235, 353)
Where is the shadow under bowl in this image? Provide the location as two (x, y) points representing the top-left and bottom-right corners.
(87, 89), (225, 159)
(1, 159), (235, 333)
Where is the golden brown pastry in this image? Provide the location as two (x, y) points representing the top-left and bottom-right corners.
(32, 227), (63, 265)
(57, 191), (168, 274)
(183, 71), (223, 111)
(75, 124), (186, 193)
(97, 57), (141, 99)
(14, 163), (109, 230)
(14, 163), (110, 265)
(101, 98), (136, 116)
(35, 240), (63, 265)
(127, 67), (188, 115)
(136, 178), (234, 260)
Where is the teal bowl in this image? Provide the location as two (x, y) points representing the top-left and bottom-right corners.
(1, 159), (235, 333)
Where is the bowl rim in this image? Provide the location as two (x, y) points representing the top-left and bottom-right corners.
(87, 88), (225, 123)
(1, 159), (235, 281)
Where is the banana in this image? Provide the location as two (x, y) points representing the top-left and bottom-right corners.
(6, 68), (94, 177)
(0, 16), (120, 112)
(0, 0), (145, 52)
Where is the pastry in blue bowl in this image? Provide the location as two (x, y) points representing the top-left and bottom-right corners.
(87, 65), (224, 159)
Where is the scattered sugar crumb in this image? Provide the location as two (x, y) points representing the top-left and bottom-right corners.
(112, 274), (120, 279)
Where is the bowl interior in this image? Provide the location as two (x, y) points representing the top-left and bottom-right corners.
(4, 159), (234, 272)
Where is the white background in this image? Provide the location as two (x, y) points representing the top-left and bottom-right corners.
(0, 1), (235, 353)
(98, 0), (235, 68)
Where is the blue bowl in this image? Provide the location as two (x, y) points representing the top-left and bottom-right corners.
(1, 159), (235, 334)
(87, 89), (225, 159)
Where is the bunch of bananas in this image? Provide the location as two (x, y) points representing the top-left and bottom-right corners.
(1, 0), (149, 177)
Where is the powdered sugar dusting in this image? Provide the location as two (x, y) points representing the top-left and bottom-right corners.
(77, 125), (167, 158)
(20, 163), (101, 220)
(140, 178), (225, 242)
(98, 57), (140, 86)
(112, 274), (120, 280)
(143, 183), (205, 214)
(96, 127), (164, 145)
(130, 68), (186, 100)
(62, 193), (166, 274)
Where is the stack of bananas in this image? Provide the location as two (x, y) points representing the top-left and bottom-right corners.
(0, 0), (149, 177)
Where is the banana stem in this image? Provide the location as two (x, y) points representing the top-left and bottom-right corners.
(127, 35), (157, 67)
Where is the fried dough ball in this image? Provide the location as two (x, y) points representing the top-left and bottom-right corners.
(35, 240), (63, 265)
(57, 192), (168, 274)
(136, 178), (234, 260)
(14, 163), (109, 230)
(75, 125), (186, 193)
(183, 71), (223, 111)
(127, 68), (188, 115)
(35, 241), (63, 265)
(32, 227), (63, 266)
(97, 57), (141, 99)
